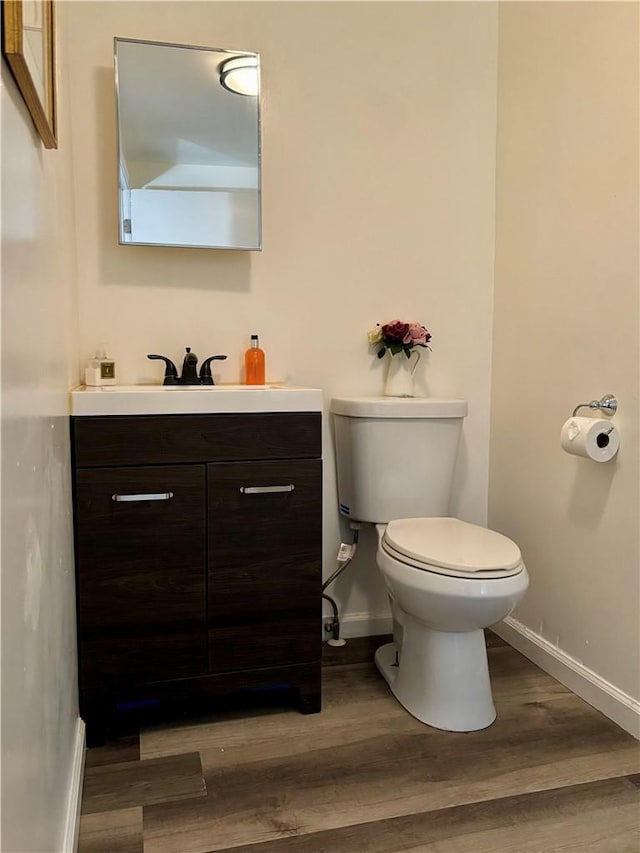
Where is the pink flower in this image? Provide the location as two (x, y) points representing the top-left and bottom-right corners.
(407, 322), (431, 346)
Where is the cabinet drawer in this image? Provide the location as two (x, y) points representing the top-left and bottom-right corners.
(75, 465), (207, 686)
(72, 413), (321, 467)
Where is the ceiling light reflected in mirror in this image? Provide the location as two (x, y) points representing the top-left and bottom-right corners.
(220, 55), (259, 97)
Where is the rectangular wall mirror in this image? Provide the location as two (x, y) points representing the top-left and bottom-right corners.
(115, 37), (261, 250)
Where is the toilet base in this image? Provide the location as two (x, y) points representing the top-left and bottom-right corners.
(374, 626), (496, 732)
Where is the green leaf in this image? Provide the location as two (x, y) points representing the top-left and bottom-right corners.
(377, 347), (386, 359)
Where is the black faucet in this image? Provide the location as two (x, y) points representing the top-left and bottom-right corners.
(147, 348), (227, 386)
(180, 347), (199, 385)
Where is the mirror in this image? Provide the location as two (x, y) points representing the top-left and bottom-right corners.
(114, 37), (261, 250)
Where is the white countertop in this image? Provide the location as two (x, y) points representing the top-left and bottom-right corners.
(71, 384), (324, 417)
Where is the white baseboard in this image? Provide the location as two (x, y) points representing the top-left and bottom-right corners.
(493, 616), (640, 739)
(61, 717), (86, 853)
(339, 611), (392, 639)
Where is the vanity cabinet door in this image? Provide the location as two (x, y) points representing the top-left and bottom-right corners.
(75, 465), (207, 687)
(208, 459), (322, 673)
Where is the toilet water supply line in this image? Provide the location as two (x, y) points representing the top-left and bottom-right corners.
(323, 522), (361, 646)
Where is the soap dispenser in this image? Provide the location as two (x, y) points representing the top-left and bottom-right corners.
(244, 334), (265, 385)
(85, 344), (116, 386)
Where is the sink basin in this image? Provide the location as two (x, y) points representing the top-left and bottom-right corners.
(71, 384), (323, 416)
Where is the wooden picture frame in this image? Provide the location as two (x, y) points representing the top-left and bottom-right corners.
(2, 0), (57, 148)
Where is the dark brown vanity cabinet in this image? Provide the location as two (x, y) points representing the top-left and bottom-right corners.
(71, 413), (322, 738)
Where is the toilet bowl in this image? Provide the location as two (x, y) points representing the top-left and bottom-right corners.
(330, 396), (530, 732)
(374, 517), (528, 731)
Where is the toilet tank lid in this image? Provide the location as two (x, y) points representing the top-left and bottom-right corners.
(330, 397), (468, 418)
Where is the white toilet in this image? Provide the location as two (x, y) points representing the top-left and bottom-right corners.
(331, 396), (529, 732)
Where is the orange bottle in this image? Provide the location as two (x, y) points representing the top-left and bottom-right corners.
(245, 334), (266, 384)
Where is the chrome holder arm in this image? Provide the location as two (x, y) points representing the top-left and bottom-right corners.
(572, 394), (618, 418)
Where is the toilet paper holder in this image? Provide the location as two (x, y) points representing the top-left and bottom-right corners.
(571, 394), (618, 418)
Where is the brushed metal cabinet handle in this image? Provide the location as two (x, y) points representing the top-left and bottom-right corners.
(239, 484), (295, 495)
(111, 492), (174, 502)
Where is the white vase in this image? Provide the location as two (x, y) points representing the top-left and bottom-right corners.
(384, 350), (420, 397)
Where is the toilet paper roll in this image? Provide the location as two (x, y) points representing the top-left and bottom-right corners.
(560, 417), (620, 462)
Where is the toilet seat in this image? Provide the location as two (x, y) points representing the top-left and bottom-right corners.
(382, 517), (524, 580)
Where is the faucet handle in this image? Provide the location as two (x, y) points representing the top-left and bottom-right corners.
(147, 354), (179, 385)
(199, 355), (227, 386)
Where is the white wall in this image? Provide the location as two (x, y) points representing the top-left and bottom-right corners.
(64, 1), (500, 626)
(490, 2), (639, 731)
(1, 2), (82, 847)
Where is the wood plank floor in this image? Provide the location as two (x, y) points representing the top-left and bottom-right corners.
(78, 634), (640, 853)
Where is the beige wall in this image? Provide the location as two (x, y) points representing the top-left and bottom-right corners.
(64, 1), (500, 625)
(491, 2), (639, 711)
(1, 2), (81, 848)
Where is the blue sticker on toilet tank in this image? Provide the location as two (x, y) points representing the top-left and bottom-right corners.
(340, 503), (351, 515)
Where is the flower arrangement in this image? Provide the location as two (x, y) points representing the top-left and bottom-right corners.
(367, 320), (432, 359)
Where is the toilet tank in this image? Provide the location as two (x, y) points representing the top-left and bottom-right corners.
(331, 397), (468, 523)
